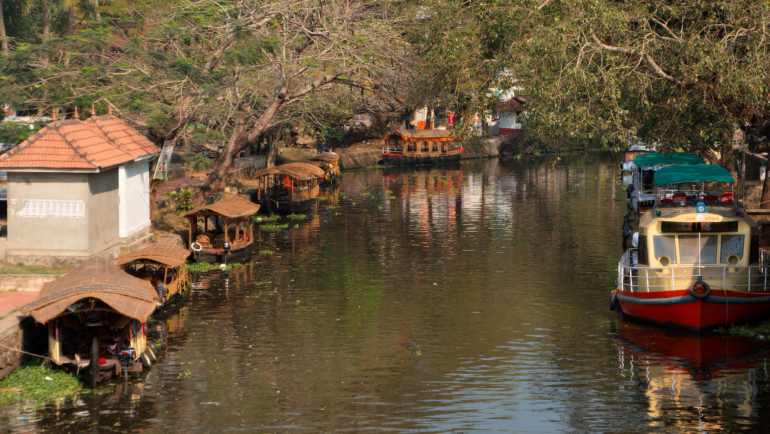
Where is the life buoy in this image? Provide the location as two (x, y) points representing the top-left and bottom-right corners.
(145, 347), (157, 363)
(191, 242), (202, 252)
(416, 153), (422, 158)
(140, 353), (152, 368)
(609, 290), (618, 311)
(689, 281), (711, 300)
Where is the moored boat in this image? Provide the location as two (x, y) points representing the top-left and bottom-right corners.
(382, 130), (464, 165)
(116, 235), (191, 308)
(612, 164), (770, 330)
(183, 196), (260, 263)
(245, 162), (325, 214)
(19, 257), (159, 386)
(309, 152), (341, 184)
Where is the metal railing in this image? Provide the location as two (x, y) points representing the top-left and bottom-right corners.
(383, 147), (403, 155)
(617, 248), (769, 292)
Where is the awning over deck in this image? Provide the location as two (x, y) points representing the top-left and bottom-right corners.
(19, 256), (158, 324)
(654, 165), (735, 186)
(182, 195), (260, 219)
(115, 235), (190, 268)
(634, 152), (703, 167)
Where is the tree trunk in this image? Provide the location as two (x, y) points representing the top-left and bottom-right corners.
(42, 0), (50, 36)
(0, 0), (9, 56)
(94, 0), (100, 21)
(266, 125), (282, 168)
(149, 156), (160, 219)
(761, 161), (770, 210)
(68, 7), (74, 35)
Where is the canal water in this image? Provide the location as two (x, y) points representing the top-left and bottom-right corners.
(3, 154), (770, 433)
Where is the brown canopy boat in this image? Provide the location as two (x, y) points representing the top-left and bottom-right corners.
(309, 152), (341, 184)
(116, 235), (190, 308)
(382, 130), (465, 165)
(244, 162), (325, 214)
(183, 196), (260, 263)
(19, 256), (158, 385)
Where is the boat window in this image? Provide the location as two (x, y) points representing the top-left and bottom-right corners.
(679, 235), (718, 264)
(720, 234), (744, 263)
(638, 235), (649, 265)
(653, 235), (677, 264)
(661, 221), (738, 232)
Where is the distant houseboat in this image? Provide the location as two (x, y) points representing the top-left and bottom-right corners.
(184, 196), (260, 263)
(612, 165), (770, 330)
(382, 130), (464, 165)
(116, 235), (190, 308)
(19, 257), (159, 386)
(245, 162), (326, 214)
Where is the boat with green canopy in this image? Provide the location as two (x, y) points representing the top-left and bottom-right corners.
(612, 163), (770, 330)
(624, 152), (704, 239)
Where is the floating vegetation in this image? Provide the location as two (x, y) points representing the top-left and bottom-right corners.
(258, 249), (275, 256)
(339, 192), (348, 199)
(252, 214), (280, 223)
(460, 182), (470, 187)
(388, 196), (396, 200)
(258, 223), (290, 232)
(317, 196), (332, 201)
(286, 214), (308, 220)
(326, 205), (339, 210)
(714, 321), (770, 338)
(186, 261), (244, 273)
(385, 189), (393, 195)
(178, 370), (193, 379)
(0, 359), (83, 406)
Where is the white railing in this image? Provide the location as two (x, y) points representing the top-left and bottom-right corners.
(617, 248), (768, 292)
(383, 147), (403, 155)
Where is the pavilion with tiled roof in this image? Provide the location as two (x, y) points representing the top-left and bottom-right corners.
(0, 112), (159, 266)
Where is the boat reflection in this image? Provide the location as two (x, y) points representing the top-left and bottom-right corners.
(616, 321), (767, 431)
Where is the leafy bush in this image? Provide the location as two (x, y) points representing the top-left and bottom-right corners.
(0, 360), (83, 406)
(181, 151), (214, 173)
(163, 188), (194, 212)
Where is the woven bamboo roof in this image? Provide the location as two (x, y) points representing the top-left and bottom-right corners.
(19, 256), (158, 324)
(182, 195), (260, 218)
(309, 153), (340, 163)
(116, 235), (190, 268)
(384, 130), (462, 142)
(250, 162), (326, 181)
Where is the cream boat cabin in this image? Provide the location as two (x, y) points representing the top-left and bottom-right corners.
(614, 164), (770, 330)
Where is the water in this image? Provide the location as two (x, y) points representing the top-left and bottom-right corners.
(3, 154), (770, 432)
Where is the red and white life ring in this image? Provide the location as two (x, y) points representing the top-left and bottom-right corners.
(191, 242), (203, 252)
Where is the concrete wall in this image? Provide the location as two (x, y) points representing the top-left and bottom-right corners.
(88, 169), (120, 249)
(0, 275), (58, 291)
(499, 111), (521, 135)
(7, 172), (90, 253)
(119, 160), (151, 238)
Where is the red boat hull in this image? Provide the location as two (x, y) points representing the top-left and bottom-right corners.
(616, 288), (770, 330)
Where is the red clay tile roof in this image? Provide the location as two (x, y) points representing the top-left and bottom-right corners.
(0, 120), (136, 171)
(84, 115), (160, 158)
(494, 98), (527, 112)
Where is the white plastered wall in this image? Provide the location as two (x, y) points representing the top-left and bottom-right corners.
(119, 159), (151, 238)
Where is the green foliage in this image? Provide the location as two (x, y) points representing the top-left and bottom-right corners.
(714, 321), (770, 338)
(0, 121), (44, 149)
(252, 214), (280, 223)
(0, 360), (83, 406)
(163, 188), (194, 212)
(258, 249), (274, 256)
(181, 152), (214, 173)
(186, 261), (244, 274)
(258, 223), (289, 232)
(286, 214), (307, 220)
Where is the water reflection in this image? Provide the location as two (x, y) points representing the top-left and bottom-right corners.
(2, 154), (770, 433)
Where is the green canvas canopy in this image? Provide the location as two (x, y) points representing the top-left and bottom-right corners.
(633, 152), (703, 167)
(654, 165), (734, 186)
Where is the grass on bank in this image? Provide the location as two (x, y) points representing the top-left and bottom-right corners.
(0, 359), (83, 406)
(714, 321), (770, 338)
(0, 262), (70, 276)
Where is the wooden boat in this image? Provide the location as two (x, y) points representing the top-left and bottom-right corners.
(612, 165), (770, 330)
(116, 235), (190, 309)
(183, 196), (260, 263)
(381, 130), (464, 165)
(309, 152), (341, 184)
(623, 152), (703, 243)
(19, 257), (159, 385)
(244, 162), (325, 214)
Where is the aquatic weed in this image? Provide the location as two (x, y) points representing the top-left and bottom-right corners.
(286, 214), (308, 220)
(258, 250), (275, 256)
(714, 321), (770, 337)
(252, 214), (280, 223)
(0, 359), (84, 406)
(258, 223), (290, 232)
(186, 261), (244, 273)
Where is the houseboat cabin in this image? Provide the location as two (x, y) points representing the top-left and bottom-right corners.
(614, 165), (770, 330)
(116, 235), (190, 308)
(183, 196), (260, 263)
(382, 130), (464, 165)
(309, 152), (341, 184)
(245, 162), (325, 214)
(19, 257), (158, 385)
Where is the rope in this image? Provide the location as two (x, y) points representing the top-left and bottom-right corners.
(0, 343), (52, 361)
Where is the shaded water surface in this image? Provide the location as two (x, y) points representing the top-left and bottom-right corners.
(3, 154), (770, 433)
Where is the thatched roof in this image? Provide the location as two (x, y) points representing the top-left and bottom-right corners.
(19, 256), (158, 324)
(310, 152), (340, 163)
(182, 195), (260, 218)
(384, 130), (462, 142)
(250, 162), (326, 181)
(116, 235), (189, 268)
